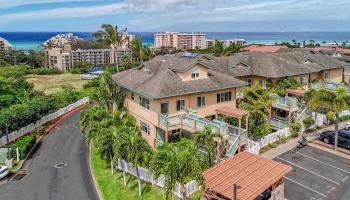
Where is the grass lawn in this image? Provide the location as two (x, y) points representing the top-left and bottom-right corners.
(91, 146), (202, 200)
(25, 73), (88, 94)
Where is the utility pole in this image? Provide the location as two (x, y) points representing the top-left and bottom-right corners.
(6, 123), (10, 160)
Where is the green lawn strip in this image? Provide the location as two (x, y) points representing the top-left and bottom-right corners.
(91, 146), (202, 200)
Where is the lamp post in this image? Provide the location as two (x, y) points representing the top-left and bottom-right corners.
(6, 123), (10, 160)
(233, 183), (241, 200)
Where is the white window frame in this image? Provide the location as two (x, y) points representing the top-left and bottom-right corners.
(191, 68), (200, 78)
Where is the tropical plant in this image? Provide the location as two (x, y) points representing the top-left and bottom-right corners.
(309, 88), (350, 149)
(303, 116), (315, 130)
(118, 129), (153, 196)
(97, 72), (125, 112)
(92, 24), (127, 72)
(193, 126), (219, 168)
(240, 85), (274, 140)
(290, 122), (302, 138)
(150, 139), (204, 200)
(213, 40), (225, 57)
(130, 37), (143, 63)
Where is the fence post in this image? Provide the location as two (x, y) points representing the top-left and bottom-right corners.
(16, 147), (20, 162)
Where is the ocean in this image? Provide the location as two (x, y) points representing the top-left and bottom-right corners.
(1, 32), (350, 52)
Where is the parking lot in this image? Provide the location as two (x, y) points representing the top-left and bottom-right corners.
(274, 146), (350, 200)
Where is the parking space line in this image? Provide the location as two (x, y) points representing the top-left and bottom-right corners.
(296, 151), (350, 174)
(276, 157), (340, 185)
(284, 177), (327, 198)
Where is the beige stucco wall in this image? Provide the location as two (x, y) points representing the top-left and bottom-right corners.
(327, 68), (343, 83)
(344, 68), (350, 83)
(177, 64), (208, 81)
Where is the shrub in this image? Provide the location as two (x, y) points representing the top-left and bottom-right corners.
(303, 116), (315, 129)
(0, 66), (28, 78)
(277, 135), (289, 144)
(340, 115), (350, 122)
(290, 122), (302, 138)
(268, 142), (278, 148)
(34, 126), (46, 136)
(326, 111), (336, 123)
(11, 135), (36, 159)
(29, 68), (63, 75)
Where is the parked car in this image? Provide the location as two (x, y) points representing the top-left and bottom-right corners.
(319, 130), (350, 149)
(0, 166), (9, 179)
(345, 122), (350, 131)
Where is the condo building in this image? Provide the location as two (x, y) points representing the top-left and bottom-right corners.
(155, 32), (207, 50)
(112, 50), (350, 155)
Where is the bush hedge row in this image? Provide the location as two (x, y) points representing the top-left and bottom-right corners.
(10, 135), (36, 159)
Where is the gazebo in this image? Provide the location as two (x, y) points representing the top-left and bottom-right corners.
(203, 152), (293, 200)
(215, 106), (249, 156)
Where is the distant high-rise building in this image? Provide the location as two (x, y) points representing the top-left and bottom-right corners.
(0, 37), (12, 51)
(154, 32), (207, 50)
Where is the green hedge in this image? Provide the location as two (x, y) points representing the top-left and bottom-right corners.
(11, 135), (36, 159)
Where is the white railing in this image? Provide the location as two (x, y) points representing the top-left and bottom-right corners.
(116, 159), (199, 198)
(0, 97), (89, 147)
(247, 140), (260, 155)
(340, 110), (350, 117)
(257, 127), (290, 148)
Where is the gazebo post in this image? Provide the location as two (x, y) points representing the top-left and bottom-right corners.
(165, 129), (169, 143)
(245, 114), (249, 150)
(238, 118), (241, 153)
(288, 105), (291, 127)
(216, 141), (220, 158)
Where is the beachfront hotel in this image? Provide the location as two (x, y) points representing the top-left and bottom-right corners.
(44, 33), (132, 69)
(154, 32), (207, 50)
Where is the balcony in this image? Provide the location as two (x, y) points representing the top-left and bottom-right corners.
(270, 94), (298, 111)
(310, 82), (321, 89)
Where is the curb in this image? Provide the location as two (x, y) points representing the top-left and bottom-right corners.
(313, 140), (350, 155)
(13, 103), (90, 174)
(89, 141), (104, 200)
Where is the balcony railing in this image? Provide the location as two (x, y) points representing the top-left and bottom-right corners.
(310, 82), (321, 89)
(270, 116), (289, 129)
(270, 94), (298, 110)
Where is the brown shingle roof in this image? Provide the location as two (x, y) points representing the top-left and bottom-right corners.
(203, 152), (292, 200)
(112, 53), (248, 99)
(205, 51), (349, 79)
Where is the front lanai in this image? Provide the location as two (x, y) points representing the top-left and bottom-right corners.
(157, 106), (249, 159)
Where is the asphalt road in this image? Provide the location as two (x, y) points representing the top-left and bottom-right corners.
(274, 146), (350, 200)
(0, 111), (99, 200)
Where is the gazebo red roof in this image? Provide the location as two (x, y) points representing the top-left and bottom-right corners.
(203, 152), (292, 200)
(216, 106), (249, 119)
(286, 88), (307, 97)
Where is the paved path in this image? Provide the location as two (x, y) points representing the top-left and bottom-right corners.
(0, 111), (98, 200)
(262, 121), (350, 159)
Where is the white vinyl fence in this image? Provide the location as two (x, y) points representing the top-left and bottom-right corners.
(247, 140), (260, 155)
(116, 159), (199, 198)
(0, 97), (89, 147)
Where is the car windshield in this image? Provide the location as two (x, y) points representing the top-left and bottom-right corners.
(0, 167), (8, 174)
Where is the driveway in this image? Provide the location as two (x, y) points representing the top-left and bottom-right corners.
(0, 111), (98, 200)
(274, 146), (350, 200)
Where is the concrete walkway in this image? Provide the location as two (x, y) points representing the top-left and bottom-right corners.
(262, 121), (350, 159)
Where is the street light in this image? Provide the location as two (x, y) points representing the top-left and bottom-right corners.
(233, 183), (241, 200)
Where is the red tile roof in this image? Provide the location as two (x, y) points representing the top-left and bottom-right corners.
(286, 88), (307, 97)
(203, 152), (292, 200)
(216, 106), (249, 119)
(241, 45), (288, 53)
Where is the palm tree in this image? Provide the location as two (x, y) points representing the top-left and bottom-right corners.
(213, 40), (225, 57)
(120, 54), (133, 71)
(240, 85), (274, 140)
(95, 128), (115, 173)
(193, 126), (219, 168)
(92, 24), (127, 72)
(309, 88), (350, 149)
(80, 105), (110, 133)
(224, 43), (241, 56)
(121, 130), (153, 196)
(98, 72), (125, 112)
(150, 139), (203, 200)
(130, 37), (143, 63)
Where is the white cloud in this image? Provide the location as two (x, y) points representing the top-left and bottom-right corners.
(0, 0), (96, 8)
(0, 3), (128, 22)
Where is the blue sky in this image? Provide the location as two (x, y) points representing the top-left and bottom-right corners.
(1, 0), (350, 32)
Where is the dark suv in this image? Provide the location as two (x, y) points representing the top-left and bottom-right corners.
(319, 130), (350, 149)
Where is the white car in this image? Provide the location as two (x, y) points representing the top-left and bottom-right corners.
(345, 122), (350, 131)
(0, 166), (9, 179)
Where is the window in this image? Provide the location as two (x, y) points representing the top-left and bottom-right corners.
(300, 77), (305, 84)
(324, 71), (330, 80)
(140, 121), (150, 135)
(139, 96), (150, 109)
(191, 69), (200, 78)
(247, 79), (252, 87)
(176, 99), (185, 111)
(197, 96), (205, 107)
(131, 93), (134, 100)
(217, 92), (232, 103)
(160, 102), (169, 114)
